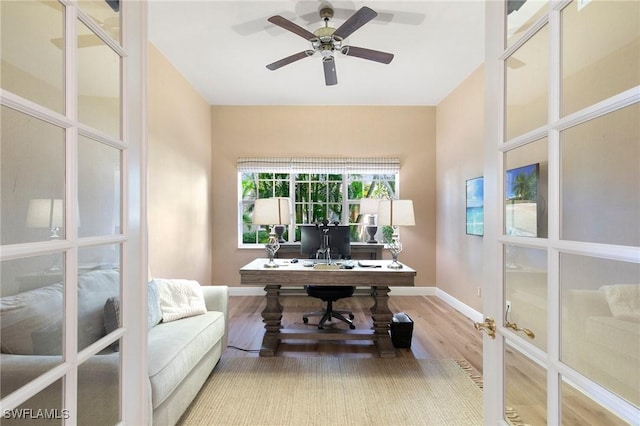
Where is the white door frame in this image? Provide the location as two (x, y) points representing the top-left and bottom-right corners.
(482, 1), (506, 424)
(0, 1), (148, 423)
(483, 1), (640, 425)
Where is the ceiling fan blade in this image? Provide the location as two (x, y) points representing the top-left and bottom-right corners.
(333, 6), (377, 40)
(267, 15), (317, 41)
(50, 34), (104, 49)
(323, 57), (337, 86)
(266, 50), (314, 71)
(341, 46), (394, 64)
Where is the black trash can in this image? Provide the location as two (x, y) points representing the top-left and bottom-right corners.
(390, 312), (413, 348)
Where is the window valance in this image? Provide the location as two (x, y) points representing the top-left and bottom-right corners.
(237, 157), (400, 174)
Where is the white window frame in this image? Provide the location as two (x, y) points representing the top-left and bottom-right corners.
(237, 157), (400, 248)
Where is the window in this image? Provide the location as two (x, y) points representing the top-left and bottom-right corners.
(238, 157), (399, 246)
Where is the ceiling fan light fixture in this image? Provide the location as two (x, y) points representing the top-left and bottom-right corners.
(314, 26), (335, 39)
(266, 6), (392, 86)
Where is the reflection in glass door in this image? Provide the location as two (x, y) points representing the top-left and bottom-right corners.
(1, 1), (146, 424)
(485, 0), (639, 424)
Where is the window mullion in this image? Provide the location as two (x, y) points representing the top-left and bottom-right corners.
(289, 173), (295, 242)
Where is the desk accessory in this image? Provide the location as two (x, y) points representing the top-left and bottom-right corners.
(360, 198), (381, 243)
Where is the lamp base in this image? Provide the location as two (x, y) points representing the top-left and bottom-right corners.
(387, 261), (403, 269)
(264, 232), (280, 268)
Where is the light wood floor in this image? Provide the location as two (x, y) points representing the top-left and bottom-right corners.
(224, 294), (482, 371)
(223, 294), (630, 426)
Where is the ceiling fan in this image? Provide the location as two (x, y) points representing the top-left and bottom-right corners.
(51, 16), (119, 49)
(266, 6), (394, 86)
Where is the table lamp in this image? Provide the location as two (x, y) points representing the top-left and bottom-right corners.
(377, 199), (415, 269)
(360, 198), (380, 243)
(252, 197), (291, 268)
(26, 198), (64, 239)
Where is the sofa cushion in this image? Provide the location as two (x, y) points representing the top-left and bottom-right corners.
(600, 284), (640, 322)
(147, 311), (225, 409)
(1, 283), (63, 354)
(155, 279), (207, 322)
(0, 269), (119, 355)
(31, 321), (63, 355)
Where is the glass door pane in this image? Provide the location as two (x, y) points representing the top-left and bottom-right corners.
(0, 0), (64, 113)
(560, 104), (640, 247)
(505, 245), (547, 351)
(507, 0), (548, 47)
(561, 253), (640, 407)
(77, 20), (121, 138)
(77, 245), (121, 351)
(505, 25), (549, 141)
(561, 0), (640, 116)
(0, 255), (65, 396)
(2, 380), (65, 425)
(0, 106), (65, 245)
(78, 0), (121, 44)
(561, 378), (629, 425)
(505, 344), (547, 424)
(78, 135), (121, 238)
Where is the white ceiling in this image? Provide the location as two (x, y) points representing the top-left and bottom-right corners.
(148, 1), (486, 106)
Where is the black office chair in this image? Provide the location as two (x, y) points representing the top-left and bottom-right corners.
(303, 285), (356, 329)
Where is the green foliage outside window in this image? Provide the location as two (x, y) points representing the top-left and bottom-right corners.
(240, 172), (397, 245)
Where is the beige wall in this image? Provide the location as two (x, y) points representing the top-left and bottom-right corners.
(148, 44), (212, 283)
(435, 65), (485, 312)
(210, 106), (436, 287)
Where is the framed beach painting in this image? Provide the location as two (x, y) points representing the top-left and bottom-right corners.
(466, 176), (484, 236)
(505, 163), (539, 237)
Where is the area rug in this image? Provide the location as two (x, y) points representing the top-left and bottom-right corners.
(178, 357), (483, 425)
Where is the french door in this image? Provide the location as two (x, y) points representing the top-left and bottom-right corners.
(0, 1), (147, 424)
(483, 0), (639, 424)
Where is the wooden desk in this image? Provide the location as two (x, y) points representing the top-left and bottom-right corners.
(239, 258), (416, 358)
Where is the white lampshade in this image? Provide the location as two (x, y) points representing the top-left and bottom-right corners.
(377, 199), (415, 226)
(26, 199), (63, 228)
(252, 197), (291, 225)
(360, 198), (381, 215)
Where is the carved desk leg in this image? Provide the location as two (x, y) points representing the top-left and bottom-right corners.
(371, 285), (396, 358)
(260, 284), (283, 357)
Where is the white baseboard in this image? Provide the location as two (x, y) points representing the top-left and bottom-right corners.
(229, 287), (265, 296)
(435, 288), (483, 322)
(228, 286), (483, 323)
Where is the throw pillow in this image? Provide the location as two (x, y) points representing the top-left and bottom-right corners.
(155, 279), (207, 322)
(600, 284), (640, 322)
(103, 296), (121, 351)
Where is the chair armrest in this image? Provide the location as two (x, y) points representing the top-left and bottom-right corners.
(200, 285), (229, 348)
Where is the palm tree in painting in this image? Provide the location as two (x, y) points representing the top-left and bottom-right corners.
(511, 170), (537, 201)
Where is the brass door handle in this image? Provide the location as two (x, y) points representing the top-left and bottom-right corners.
(505, 321), (535, 339)
(474, 317), (496, 339)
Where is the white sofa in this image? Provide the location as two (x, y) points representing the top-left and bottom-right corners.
(0, 270), (228, 425)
